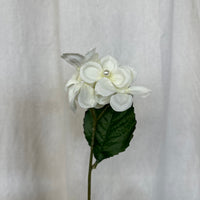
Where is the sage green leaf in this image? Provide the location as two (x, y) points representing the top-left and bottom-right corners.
(83, 104), (136, 164)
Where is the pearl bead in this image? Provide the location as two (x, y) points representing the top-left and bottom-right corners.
(103, 70), (110, 76)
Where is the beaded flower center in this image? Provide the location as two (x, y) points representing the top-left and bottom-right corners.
(103, 70), (110, 76)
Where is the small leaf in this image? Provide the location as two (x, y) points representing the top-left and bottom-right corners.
(61, 53), (85, 67)
(83, 105), (136, 164)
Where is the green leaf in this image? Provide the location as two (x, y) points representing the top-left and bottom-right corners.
(83, 105), (137, 164)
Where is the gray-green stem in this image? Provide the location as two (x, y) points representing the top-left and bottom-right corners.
(87, 105), (110, 200)
(88, 108), (96, 200)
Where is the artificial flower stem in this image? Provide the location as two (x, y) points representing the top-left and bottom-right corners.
(88, 108), (97, 200)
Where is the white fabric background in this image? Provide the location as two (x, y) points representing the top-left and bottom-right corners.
(0, 0), (200, 200)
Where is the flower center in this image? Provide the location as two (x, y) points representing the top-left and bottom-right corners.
(103, 70), (110, 76)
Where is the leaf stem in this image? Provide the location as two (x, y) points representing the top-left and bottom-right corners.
(88, 108), (96, 200)
(97, 104), (110, 121)
(92, 161), (98, 169)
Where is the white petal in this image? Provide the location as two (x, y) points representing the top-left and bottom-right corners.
(128, 86), (151, 97)
(95, 78), (116, 97)
(80, 62), (102, 84)
(95, 95), (110, 105)
(100, 56), (118, 72)
(111, 67), (133, 88)
(78, 84), (97, 109)
(65, 72), (79, 89)
(84, 48), (99, 62)
(68, 84), (81, 111)
(110, 94), (133, 112)
(61, 53), (84, 68)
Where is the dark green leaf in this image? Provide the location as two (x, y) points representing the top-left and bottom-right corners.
(83, 105), (137, 164)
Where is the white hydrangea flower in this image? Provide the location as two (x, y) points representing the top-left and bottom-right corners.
(65, 72), (97, 111)
(62, 49), (151, 112)
(95, 78), (151, 112)
(63, 49), (98, 111)
(80, 56), (136, 89)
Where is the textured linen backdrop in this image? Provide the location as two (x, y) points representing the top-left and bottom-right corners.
(0, 0), (200, 200)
